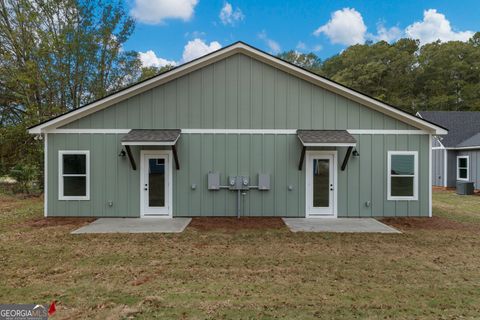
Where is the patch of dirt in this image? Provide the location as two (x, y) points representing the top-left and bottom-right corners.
(130, 276), (152, 286)
(381, 216), (478, 232)
(189, 217), (286, 231)
(20, 217), (95, 228)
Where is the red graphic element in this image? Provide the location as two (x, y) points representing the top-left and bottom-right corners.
(48, 301), (56, 316)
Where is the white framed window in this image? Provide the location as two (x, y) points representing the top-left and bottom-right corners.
(58, 150), (90, 200)
(387, 151), (418, 201)
(456, 156), (469, 181)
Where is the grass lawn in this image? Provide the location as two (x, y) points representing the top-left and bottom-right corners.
(1, 190), (480, 319)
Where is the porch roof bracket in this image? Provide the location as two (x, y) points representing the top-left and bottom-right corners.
(341, 146), (353, 171)
(298, 146), (306, 171)
(125, 145), (136, 170)
(172, 145), (180, 170)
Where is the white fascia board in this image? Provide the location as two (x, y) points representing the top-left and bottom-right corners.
(46, 129), (131, 134)
(29, 46), (240, 133)
(447, 146), (480, 150)
(234, 45), (447, 135)
(44, 128), (429, 135)
(29, 43), (447, 134)
(181, 129), (297, 134)
(347, 129), (427, 135)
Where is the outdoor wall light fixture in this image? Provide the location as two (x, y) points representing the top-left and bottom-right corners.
(118, 149), (126, 157)
(352, 149), (360, 157)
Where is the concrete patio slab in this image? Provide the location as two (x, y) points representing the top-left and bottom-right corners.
(282, 218), (401, 233)
(71, 218), (191, 234)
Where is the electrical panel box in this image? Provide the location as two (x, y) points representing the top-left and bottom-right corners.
(228, 176), (250, 190)
(228, 176), (237, 190)
(208, 172), (220, 190)
(258, 174), (270, 190)
(237, 176), (249, 190)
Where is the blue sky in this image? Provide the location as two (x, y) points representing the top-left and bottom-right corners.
(124, 0), (480, 67)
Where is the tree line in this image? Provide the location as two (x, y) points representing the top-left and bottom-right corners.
(1, 0), (479, 185)
(278, 35), (480, 113)
(0, 0), (170, 181)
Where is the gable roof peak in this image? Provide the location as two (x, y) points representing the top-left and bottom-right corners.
(29, 41), (447, 135)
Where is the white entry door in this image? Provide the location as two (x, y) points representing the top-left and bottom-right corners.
(140, 150), (172, 217)
(306, 151), (337, 218)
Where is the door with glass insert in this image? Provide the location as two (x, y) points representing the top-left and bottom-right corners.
(306, 153), (335, 217)
(142, 152), (170, 216)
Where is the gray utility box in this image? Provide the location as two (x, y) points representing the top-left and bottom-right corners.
(258, 174), (270, 190)
(456, 181), (474, 195)
(208, 172), (220, 190)
(229, 176), (249, 190)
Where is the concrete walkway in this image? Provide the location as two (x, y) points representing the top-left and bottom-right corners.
(71, 218), (191, 234)
(282, 218), (401, 233)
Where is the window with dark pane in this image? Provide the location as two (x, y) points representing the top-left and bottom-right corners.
(390, 154), (415, 198)
(63, 154), (86, 174)
(63, 176), (87, 196)
(61, 152), (88, 198)
(457, 157), (469, 180)
(312, 159), (329, 207)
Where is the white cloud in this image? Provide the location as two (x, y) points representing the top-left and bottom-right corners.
(138, 50), (176, 68)
(405, 9), (474, 45)
(314, 8), (367, 46)
(258, 31), (281, 54)
(182, 39), (222, 62)
(372, 23), (402, 42)
(131, 0), (198, 24)
(219, 2), (244, 26)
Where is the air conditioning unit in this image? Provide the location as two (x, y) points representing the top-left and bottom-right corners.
(456, 181), (474, 195)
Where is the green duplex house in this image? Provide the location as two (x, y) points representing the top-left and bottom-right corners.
(29, 42), (447, 219)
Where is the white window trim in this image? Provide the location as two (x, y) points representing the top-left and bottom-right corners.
(140, 150), (173, 218)
(387, 151), (418, 201)
(58, 150), (90, 200)
(305, 151), (338, 218)
(456, 155), (469, 181)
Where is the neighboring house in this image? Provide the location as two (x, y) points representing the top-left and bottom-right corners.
(29, 42), (447, 219)
(418, 111), (480, 190)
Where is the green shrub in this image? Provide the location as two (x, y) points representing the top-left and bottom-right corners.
(9, 164), (38, 194)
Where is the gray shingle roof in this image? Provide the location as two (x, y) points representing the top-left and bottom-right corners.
(297, 130), (356, 145)
(121, 129), (181, 144)
(457, 132), (480, 148)
(418, 111), (480, 148)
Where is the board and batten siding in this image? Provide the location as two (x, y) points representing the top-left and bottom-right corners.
(456, 150), (480, 189)
(47, 132), (430, 217)
(432, 149), (445, 187)
(61, 54), (416, 131)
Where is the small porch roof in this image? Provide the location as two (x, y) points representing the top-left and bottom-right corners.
(121, 129), (181, 146)
(297, 130), (356, 147)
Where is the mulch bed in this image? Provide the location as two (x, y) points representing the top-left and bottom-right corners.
(20, 217), (96, 228)
(381, 216), (478, 232)
(188, 217), (286, 231)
